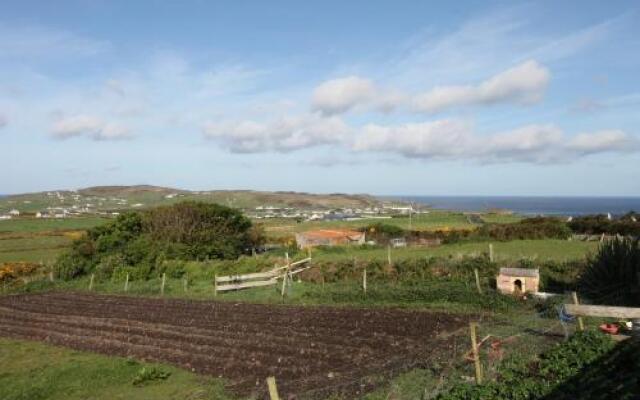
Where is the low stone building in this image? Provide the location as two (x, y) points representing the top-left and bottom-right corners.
(295, 229), (365, 249)
(497, 268), (540, 295)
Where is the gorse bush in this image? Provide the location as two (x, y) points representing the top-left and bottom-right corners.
(54, 202), (265, 281)
(579, 237), (640, 306)
(475, 217), (572, 241)
(569, 212), (640, 236)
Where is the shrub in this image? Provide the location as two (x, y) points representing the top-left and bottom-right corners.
(437, 331), (614, 400)
(569, 213), (640, 236)
(579, 237), (640, 306)
(54, 201), (264, 281)
(53, 253), (90, 280)
(132, 367), (171, 386)
(476, 217), (571, 241)
(362, 223), (405, 243)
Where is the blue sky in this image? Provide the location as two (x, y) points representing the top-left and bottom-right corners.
(1, 0), (639, 196)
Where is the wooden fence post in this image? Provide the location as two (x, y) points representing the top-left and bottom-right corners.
(48, 271), (54, 282)
(124, 273), (129, 292)
(572, 292), (585, 331)
(89, 273), (95, 291)
(469, 322), (483, 384)
(161, 273), (166, 295)
(489, 244), (494, 262)
(214, 274), (218, 297)
(474, 268), (483, 295)
(363, 267), (367, 295)
(266, 376), (280, 400)
(387, 245), (392, 266)
(281, 253), (290, 299)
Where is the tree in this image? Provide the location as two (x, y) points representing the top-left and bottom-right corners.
(54, 201), (263, 280)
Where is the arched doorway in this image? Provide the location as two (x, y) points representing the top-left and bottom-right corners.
(514, 279), (523, 294)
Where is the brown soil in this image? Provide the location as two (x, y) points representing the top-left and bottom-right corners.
(0, 292), (469, 399)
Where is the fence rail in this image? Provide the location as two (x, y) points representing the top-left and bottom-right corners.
(214, 257), (312, 294)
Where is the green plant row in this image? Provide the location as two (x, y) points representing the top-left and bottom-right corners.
(437, 331), (616, 400)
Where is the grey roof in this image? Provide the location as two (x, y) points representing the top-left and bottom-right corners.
(499, 268), (539, 278)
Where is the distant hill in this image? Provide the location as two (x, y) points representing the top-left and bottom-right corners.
(0, 185), (383, 214)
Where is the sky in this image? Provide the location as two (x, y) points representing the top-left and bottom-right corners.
(1, 0), (639, 196)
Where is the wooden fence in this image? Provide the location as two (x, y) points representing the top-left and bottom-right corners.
(214, 257), (312, 294)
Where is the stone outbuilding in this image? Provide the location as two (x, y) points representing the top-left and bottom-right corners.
(497, 268), (540, 295)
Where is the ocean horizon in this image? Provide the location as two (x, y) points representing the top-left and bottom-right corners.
(386, 195), (640, 216)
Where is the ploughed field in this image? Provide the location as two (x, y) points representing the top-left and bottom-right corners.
(0, 292), (468, 398)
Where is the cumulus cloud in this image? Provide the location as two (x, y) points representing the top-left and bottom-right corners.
(311, 61), (549, 115)
(412, 60), (550, 112)
(203, 113), (350, 153)
(567, 130), (639, 155)
(353, 119), (637, 163)
(311, 76), (377, 115)
(51, 115), (131, 141)
(354, 120), (473, 159)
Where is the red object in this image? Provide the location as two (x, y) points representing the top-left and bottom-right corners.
(599, 323), (619, 335)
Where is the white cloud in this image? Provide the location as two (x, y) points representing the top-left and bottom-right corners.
(353, 119), (637, 163)
(567, 130), (639, 155)
(203, 113), (349, 153)
(311, 60), (549, 115)
(412, 60), (550, 113)
(483, 124), (563, 162)
(311, 76), (377, 115)
(51, 115), (131, 141)
(354, 120), (472, 159)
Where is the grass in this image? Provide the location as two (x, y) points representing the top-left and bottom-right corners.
(0, 217), (109, 233)
(0, 217), (108, 263)
(0, 338), (235, 400)
(308, 239), (598, 263)
(0, 235), (74, 264)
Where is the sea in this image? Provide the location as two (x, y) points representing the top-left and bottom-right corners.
(388, 196), (640, 217)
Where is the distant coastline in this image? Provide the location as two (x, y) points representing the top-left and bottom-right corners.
(387, 196), (640, 216)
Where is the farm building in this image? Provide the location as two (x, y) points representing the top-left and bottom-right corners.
(295, 229), (365, 249)
(497, 268), (540, 295)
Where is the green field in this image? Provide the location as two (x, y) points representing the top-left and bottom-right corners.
(0, 338), (232, 400)
(0, 218), (109, 264)
(0, 217), (109, 233)
(0, 235), (71, 263)
(309, 239), (598, 263)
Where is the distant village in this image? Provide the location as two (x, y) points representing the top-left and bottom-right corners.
(0, 190), (426, 222)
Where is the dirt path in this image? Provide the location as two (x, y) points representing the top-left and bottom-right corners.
(0, 292), (470, 398)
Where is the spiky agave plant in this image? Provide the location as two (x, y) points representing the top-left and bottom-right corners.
(579, 237), (640, 306)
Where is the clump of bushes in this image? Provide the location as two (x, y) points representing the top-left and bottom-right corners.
(54, 201), (265, 281)
(437, 331), (615, 400)
(361, 223), (405, 243)
(579, 237), (640, 306)
(475, 217), (572, 241)
(569, 212), (640, 236)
